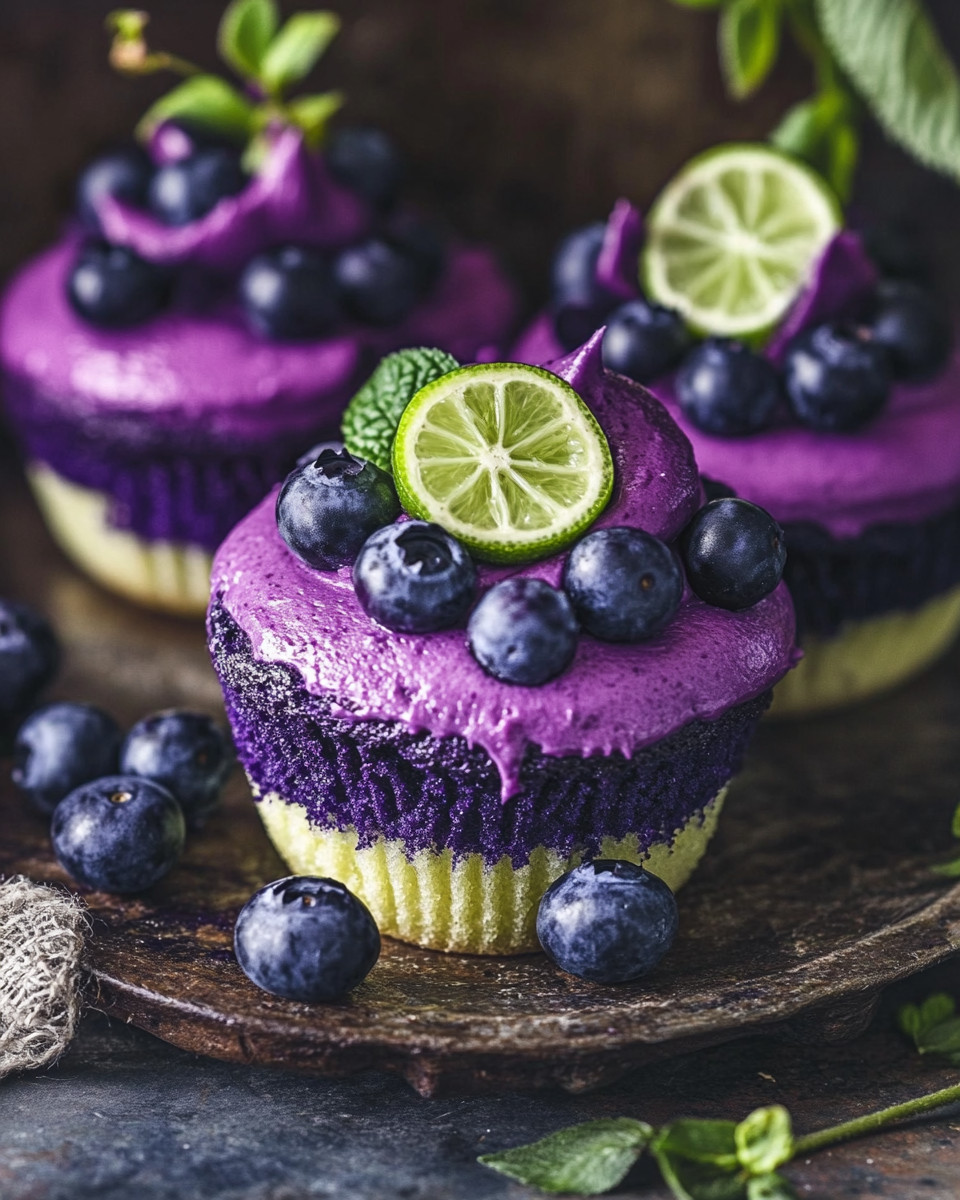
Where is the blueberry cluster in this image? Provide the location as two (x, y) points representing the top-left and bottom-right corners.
(275, 446), (786, 688)
(67, 126), (446, 337)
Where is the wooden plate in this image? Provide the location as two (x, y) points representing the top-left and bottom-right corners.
(2, 467), (960, 1096)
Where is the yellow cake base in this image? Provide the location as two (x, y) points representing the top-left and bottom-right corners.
(771, 584), (960, 717)
(255, 789), (725, 955)
(27, 464), (212, 617)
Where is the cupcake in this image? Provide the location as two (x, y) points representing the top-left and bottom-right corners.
(515, 144), (960, 716)
(208, 331), (797, 954)
(0, 6), (516, 616)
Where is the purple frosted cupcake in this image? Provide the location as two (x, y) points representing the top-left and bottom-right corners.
(0, 7), (516, 615)
(208, 332), (797, 954)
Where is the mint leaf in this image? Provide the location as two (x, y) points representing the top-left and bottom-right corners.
(951, 801), (960, 840)
(260, 11), (340, 95)
(218, 0), (278, 79)
(932, 856), (960, 878)
(287, 91), (343, 147)
(653, 1153), (746, 1200)
(138, 74), (255, 139)
(770, 88), (857, 201)
(747, 1174), (798, 1200)
(816, 0), (960, 185)
(478, 1117), (653, 1195)
(720, 0), (782, 100)
(735, 1107), (793, 1175)
(342, 348), (460, 473)
(898, 992), (955, 1046)
(917, 1016), (960, 1061)
(654, 1120), (740, 1168)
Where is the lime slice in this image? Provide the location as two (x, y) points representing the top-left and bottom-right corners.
(392, 363), (614, 564)
(643, 143), (841, 341)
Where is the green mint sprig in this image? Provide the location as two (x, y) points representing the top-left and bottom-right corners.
(107, 1), (342, 162)
(898, 992), (960, 1064)
(931, 801), (960, 878)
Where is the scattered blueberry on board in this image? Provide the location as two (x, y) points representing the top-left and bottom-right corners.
(148, 147), (247, 226)
(602, 298), (689, 385)
(537, 860), (679, 984)
(13, 702), (122, 817)
(276, 445), (401, 571)
(76, 145), (153, 230)
(0, 599), (60, 733)
(868, 281), (952, 383)
(325, 126), (404, 212)
(68, 241), (170, 328)
(234, 876), (381, 1003)
(51, 775), (186, 894)
(120, 710), (232, 827)
(240, 245), (341, 341)
(783, 323), (890, 433)
(680, 498), (786, 612)
(677, 338), (782, 436)
(468, 578), (579, 686)
(333, 238), (424, 326)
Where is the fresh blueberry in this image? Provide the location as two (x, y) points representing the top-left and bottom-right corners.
(276, 445), (401, 571)
(550, 222), (617, 351)
(68, 242), (170, 328)
(562, 527), (683, 642)
(468, 578), (578, 686)
(234, 875), (380, 1002)
(783, 323), (890, 432)
(536, 860), (679, 983)
(120, 710), (232, 826)
(333, 238), (423, 325)
(148, 148), (247, 226)
(51, 775), (185, 894)
(325, 126), (404, 211)
(679, 498), (786, 611)
(867, 281), (952, 383)
(0, 600), (60, 730)
(353, 522), (476, 633)
(239, 245), (340, 340)
(602, 298), (690, 384)
(76, 145), (153, 230)
(13, 702), (122, 817)
(676, 338), (781, 436)
(387, 215), (446, 294)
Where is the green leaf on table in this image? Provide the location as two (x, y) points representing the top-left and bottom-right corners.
(746, 1174), (798, 1200)
(261, 11), (340, 95)
(719, 0), (782, 99)
(898, 992), (959, 1059)
(654, 1119), (740, 1168)
(816, 0), (960, 185)
(478, 1117), (653, 1194)
(735, 1107), (793, 1176)
(286, 90), (344, 146)
(138, 74), (256, 139)
(917, 1016), (960, 1062)
(218, 0), (278, 79)
(653, 1153), (746, 1200)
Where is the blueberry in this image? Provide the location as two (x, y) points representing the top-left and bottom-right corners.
(276, 445), (401, 571)
(353, 522), (476, 633)
(468, 578), (578, 686)
(120, 710), (232, 826)
(550, 223), (617, 352)
(784, 323), (890, 432)
(67, 241), (170, 328)
(148, 148), (247, 226)
(325, 126), (404, 211)
(234, 875), (380, 1002)
(76, 145), (153, 229)
(679, 498), (786, 611)
(536, 860), (678, 983)
(601, 299), (689, 384)
(51, 775), (185, 894)
(387, 215), (446, 294)
(868, 281), (952, 383)
(0, 600), (60, 729)
(333, 239), (423, 325)
(240, 245), (340, 340)
(13, 702), (122, 817)
(563, 527), (683, 642)
(676, 338), (781, 436)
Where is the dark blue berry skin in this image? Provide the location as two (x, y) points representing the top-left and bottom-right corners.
(148, 148), (247, 226)
(536, 860), (679, 983)
(76, 145), (153, 230)
(276, 446), (401, 571)
(0, 600), (60, 732)
(784, 323), (891, 432)
(602, 299), (690, 385)
(676, 338), (781, 436)
(51, 775), (185, 894)
(234, 875), (380, 1002)
(120, 710), (232, 827)
(679, 498), (786, 612)
(13, 702), (122, 817)
(239, 246), (340, 341)
(868, 282), (952, 383)
(468, 578), (578, 686)
(325, 126), (404, 212)
(563, 528), (683, 643)
(333, 239), (423, 325)
(353, 522), (476, 633)
(550, 223), (618, 352)
(387, 215), (446, 294)
(67, 242), (170, 328)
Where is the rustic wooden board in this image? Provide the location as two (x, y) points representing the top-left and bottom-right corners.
(2, 466), (960, 1097)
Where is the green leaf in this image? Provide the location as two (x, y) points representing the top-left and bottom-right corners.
(735, 1107), (793, 1175)
(478, 1117), (653, 1195)
(138, 74), (256, 139)
(218, 0), (278, 79)
(932, 856), (960, 878)
(950, 801), (960, 839)
(654, 1152), (747, 1200)
(770, 88), (857, 201)
(286, 91), (344, 147)
(747, 1174), (798, 1200)
(720, 0), (782, 100)
(898, 992), (955, 1046)
(107, 9), (149, 41)
(342, 348), (460, 473)
(260, 12), (341, 95)
(653, 1120), (740, 1168)
(918, 1016), (960, 1057)
(816, 0), (960, 184)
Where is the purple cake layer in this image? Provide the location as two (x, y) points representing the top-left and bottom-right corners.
(209, 595), (770, 866)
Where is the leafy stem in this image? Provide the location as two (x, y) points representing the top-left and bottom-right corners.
(792, 1080), (960, 1158)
